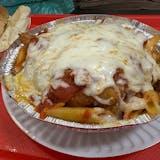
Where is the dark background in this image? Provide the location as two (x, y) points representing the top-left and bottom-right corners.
(73, 0), (160, 14)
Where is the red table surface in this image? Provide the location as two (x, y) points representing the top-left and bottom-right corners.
(0, 14), (160, 160)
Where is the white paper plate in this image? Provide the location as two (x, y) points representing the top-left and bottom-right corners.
(2, 86), (160, 158)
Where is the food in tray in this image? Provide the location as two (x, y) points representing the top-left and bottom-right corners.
(0, 5), (31, 52)
(5, 19), (160, 124)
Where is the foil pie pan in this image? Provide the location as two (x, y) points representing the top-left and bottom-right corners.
(0, 15), (160, 132)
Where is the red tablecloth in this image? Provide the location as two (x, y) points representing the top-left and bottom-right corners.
(0, 14), (160, 160)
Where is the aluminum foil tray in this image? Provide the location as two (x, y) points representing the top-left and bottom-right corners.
(0, 15), (160, 132)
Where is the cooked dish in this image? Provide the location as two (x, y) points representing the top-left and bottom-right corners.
(5, 20), (160, 124)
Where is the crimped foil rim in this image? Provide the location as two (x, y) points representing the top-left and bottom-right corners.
(1, 14), (160, 131)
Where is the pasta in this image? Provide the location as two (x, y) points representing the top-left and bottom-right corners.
(43, 106), (104, 124)
(144, 35), (160, 64)
(5, 21), (160, 124)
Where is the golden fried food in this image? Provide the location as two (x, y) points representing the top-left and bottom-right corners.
(144, 35), (160, 63)
(43, 106), (104, 124)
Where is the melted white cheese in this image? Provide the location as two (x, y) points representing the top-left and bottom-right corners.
(124, 96), (147, 112)
(24, 22), (160, 98)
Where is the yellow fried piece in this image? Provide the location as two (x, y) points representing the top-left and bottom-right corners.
(43, 107), (105, 124)
(13, 33), (38, 74)
(145, 35), (160, 64)
(19, 32), (38, 45)
(14, 46), (28, 74)
(144, 90), (160, 116)
(124, 109), (145, 119)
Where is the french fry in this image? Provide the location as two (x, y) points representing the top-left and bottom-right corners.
(144, 35), (160, 64)
(43, 107), (104, 124)
(13, 33), (38, 74)
(124, 110), (145, 119)
(19, 32), (38, 45)
(144, 90), (160, 116)
(13, 45), (28, 74)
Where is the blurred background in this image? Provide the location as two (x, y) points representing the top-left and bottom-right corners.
(74, 0), (160, 14)
(0, 0), (160, 15)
